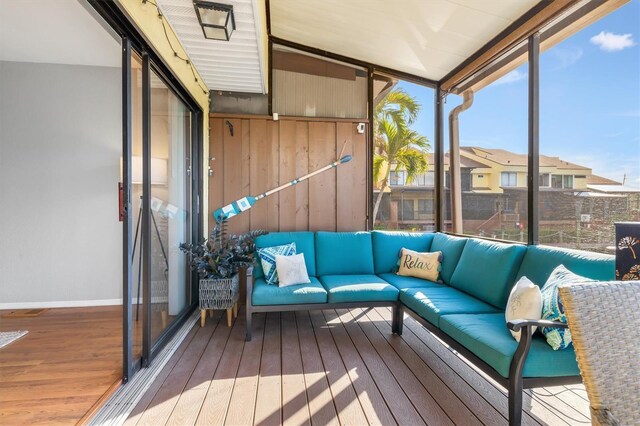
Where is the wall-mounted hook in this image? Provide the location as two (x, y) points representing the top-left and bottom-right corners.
(225, 120), (234, 136)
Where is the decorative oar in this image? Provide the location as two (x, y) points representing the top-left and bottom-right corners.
(213, 142), (352, 222)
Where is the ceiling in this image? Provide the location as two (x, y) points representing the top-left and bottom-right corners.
(0, 0), (120, 67)
(157, 0), (266, 93)
(269, 0), (540, 81)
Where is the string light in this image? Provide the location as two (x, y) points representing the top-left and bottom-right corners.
(142, 0), (209, 96)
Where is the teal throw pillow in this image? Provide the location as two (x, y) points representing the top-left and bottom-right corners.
(540, 264), (594, 350)
(257, 243), (296, 285)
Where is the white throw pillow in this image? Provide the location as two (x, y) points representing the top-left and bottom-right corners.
(275, 254), (311, 287)
(505, 276), (542, 342)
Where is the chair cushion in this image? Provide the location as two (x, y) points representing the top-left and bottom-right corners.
(254, 232), (316, 278)
(371, 231), (435, 274)
(315, 232), (374, 275)
(377, 273), (442, 291)
(516, 244), (614, 285)
(440, 313), (580, 378)
(400, 286), (500, 327)
(252, 276), (327, 306)
(319, 274), (399, 303)
(450, 238), (527, 309)
(429, 233), (468, 284)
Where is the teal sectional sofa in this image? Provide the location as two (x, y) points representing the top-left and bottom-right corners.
(246, 231), (614, 426)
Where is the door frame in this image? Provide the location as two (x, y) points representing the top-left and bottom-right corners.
(88, 0), (204, 382)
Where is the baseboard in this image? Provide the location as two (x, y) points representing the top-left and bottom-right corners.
(0, 299), (123, 310)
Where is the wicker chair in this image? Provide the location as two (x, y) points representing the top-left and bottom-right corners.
(559, 281), (640, 426)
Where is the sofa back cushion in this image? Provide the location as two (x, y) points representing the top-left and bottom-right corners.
(429, 233), (468, 284)
(316, 232), (374, 275)
(371, 231), (435, 274)
(254, 232), (316, 278)
(450, 238), (527, 309)
(516, 244), (614, 286)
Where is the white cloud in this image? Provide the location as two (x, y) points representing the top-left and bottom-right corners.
(549, 47), (583, 69)
(590, 31), (636, 52)
(492, 69), (527, 86)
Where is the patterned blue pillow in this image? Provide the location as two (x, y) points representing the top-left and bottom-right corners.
(256, 243), (296, 285)
(541, 264), (594, 350)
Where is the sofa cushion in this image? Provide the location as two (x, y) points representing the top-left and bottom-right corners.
(440, 313), (580, 378)
(315, 232), (374, 275)
(371, 231), (435, 274)
(377, 273), (442, 291)
(319, 275), (399, 303)
(429, 233), (468, 284)
(516, 244), (614, 286)
(254, 232), (316, 278)
(400, 286), (500, 327)
(450, 238), (527, 309)
(252, 276), (327, 306)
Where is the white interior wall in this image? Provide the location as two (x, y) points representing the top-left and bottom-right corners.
(0, 61), (122, 308)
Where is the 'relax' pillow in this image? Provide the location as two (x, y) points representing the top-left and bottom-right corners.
(256, 242), (296, 285)
(397, 248), (443, 282)
(541, 265), (594, 350)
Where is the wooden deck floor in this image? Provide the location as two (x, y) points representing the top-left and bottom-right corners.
(125, 307), (591, 426)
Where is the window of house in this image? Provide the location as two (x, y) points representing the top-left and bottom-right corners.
(563, 175), (574, 189)
(418, 199), (433, 213)
(540, 173), (550, 187)
(551, 174), (563, 189)
(402, 199), (415, 220)
(501, 172), (518, 187)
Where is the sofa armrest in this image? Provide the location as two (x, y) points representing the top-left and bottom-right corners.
(244, 267), (253, 308)
(507, 319), (568, 332)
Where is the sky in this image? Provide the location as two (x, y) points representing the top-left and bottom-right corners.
(398, 0), (640, 188)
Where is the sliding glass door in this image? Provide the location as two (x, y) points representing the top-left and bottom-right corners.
(148, 68), (193, 346)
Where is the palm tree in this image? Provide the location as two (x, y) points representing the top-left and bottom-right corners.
(372, 89), (430, 224)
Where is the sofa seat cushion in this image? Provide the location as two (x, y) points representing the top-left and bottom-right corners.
(252, 277), (327, 306)
(450, 238), (527, 309)
(516, 244), (614, 286)
(371, 231), (435, 274)
(319, 275), (399, 303)
(429, 233), (468, 284)
(254, 232), (317, 278)
(400, 286), (499, 327)
(440, 313), (579, 378)
(316, 232), (375, 275)
(377, 273), (442, 291)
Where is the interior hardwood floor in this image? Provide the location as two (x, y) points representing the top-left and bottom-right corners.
(125, 307), (591, 426)
(0, 306), (130, 425)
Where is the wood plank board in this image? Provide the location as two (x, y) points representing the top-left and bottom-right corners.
(295, 311), (340, 426)
(208, 118), (224, 232)
(308, 310), (369, 426)
(194, 312), (255, 425)
(308, 122), (337, 231)
(336, 123), (367, 231)
(280, 312), (311, 426)
(253, 312), (282, 426)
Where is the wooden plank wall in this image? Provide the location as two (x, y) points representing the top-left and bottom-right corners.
(208, 116), (367, 234)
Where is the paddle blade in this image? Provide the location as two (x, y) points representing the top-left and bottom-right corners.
(213, 196), (256, 222)
(339, 155), (352, 163)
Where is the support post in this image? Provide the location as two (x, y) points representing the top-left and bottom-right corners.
(528, 33), (540, 245)
(434, 85), (445, 232)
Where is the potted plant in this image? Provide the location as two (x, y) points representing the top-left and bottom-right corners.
(180, 219), (266, 327)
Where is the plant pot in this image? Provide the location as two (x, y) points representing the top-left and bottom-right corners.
(199, 274), (240, 311)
